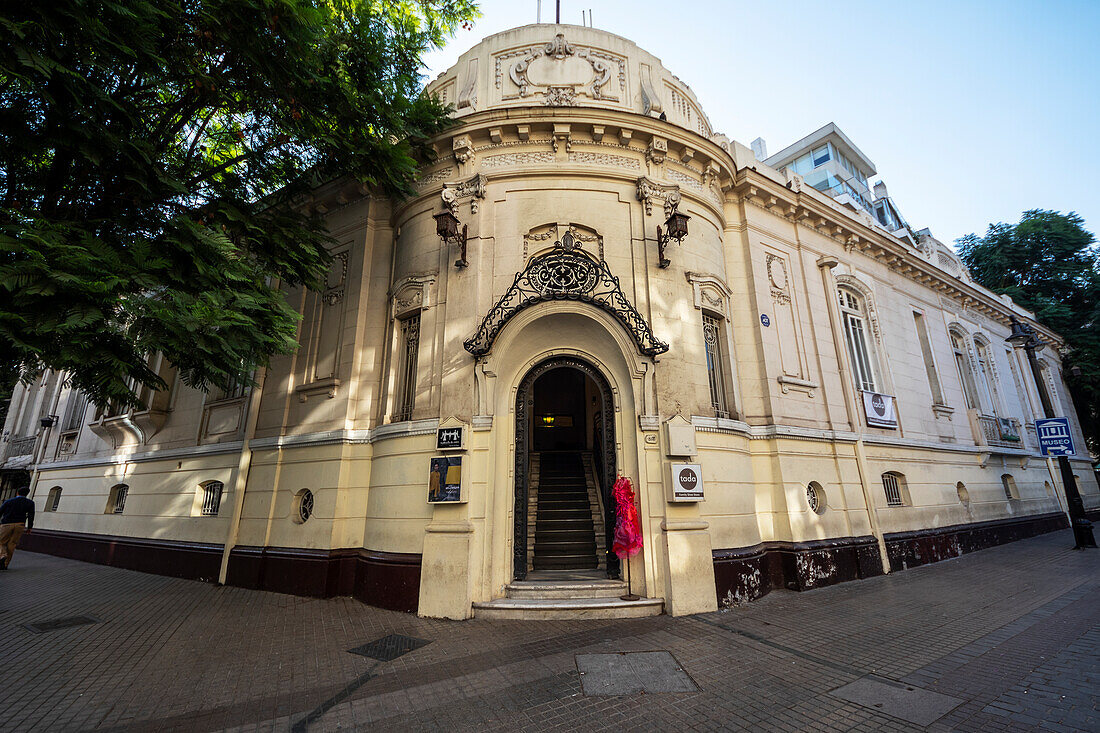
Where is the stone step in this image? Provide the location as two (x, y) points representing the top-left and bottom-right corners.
(533, 557), (598, 570)
(506, 579), (628, 599)
(472, 596), (663, 620)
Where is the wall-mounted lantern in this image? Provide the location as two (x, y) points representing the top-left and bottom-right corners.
(433, 210), (469, 268)
(656, 205), (690, 268)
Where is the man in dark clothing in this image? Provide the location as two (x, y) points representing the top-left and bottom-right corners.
(0, 486), (34, 570)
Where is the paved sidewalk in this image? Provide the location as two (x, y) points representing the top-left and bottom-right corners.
(0, 531), (1096, 732)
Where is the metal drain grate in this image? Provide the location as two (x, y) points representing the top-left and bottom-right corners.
(347, 633), (429, 662)
(25, 616), (100, 634)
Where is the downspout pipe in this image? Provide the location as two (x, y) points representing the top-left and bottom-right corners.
(817, 257), (891, 574)
(29, 373), (64, 500)
(218, 367), (268, 585)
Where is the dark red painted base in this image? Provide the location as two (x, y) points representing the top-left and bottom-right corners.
(713, 535), (881, 605)
(884, 511), (1068, 571)
(713, 511), (1071, 606)
(18, 529), (421, 613)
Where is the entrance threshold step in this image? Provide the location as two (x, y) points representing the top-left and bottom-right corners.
(472, 596), (663, 620)
(507, 579), (628, 600)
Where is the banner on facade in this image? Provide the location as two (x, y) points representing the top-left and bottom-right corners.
(427, 456), (463, 503)
(861, 391), (897, 429)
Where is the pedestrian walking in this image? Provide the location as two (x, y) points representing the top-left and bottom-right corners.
(0, 486), (34, 570)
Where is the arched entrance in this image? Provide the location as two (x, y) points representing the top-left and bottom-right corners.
(514, 357), (619, 581)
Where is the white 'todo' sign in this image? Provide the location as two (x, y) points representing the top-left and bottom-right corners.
(670, 463), (704, 501)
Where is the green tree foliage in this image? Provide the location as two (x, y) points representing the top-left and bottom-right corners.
(957, 210), (1100, 451)
(0, 0), (476, 408)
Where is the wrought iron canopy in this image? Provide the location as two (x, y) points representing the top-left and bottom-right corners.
(463, 232), (670, 357)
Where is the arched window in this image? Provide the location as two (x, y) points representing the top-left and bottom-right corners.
(46, 486), (62, 512)
(949, 329), (980, 410)
(199, 481), (223, 516)
(1001, 474), (1018, 500)
(881, 471), (909, 507)
(107, 483), (129, 514)
(838, 287), (877, 391)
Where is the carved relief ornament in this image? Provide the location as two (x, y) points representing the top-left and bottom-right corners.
(506, 32), (618, 105)
(636, 177), (681, 217)
(391, 272), (437, 318)
(441, 173), (487, 214)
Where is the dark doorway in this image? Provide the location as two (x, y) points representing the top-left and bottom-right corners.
(514, 357), (619, 580)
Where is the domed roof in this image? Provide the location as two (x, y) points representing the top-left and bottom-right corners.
(426, 24), (714, 138)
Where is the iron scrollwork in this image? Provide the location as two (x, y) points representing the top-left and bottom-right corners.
(464, 232), (670, 357)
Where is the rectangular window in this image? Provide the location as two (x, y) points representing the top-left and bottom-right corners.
(201, 482), (223, 516)
(913, 313), (944, 405)
(951, 334), (980, 409)
(812, 144), (831, 167)
(882, 474), (904, 507)
(63, 391), (88, 433)
(1006, 349), (1033, 421)
(113, 486), (128, 514)
(842, 311), (876, 392)
(790, 152), (813, 175)
(702, 314), (730, 418)
(394, 314), (420, 421)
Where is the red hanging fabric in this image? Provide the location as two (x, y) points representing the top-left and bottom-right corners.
(612, 475), (643, 559)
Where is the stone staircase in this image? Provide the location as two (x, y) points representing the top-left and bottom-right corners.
(472, 570), (663, 620)
(532, 452), (598, 571)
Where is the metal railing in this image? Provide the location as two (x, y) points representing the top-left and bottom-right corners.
(978, 415), (1023, 449)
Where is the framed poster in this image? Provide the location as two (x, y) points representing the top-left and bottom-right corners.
(427, 456), (463, 503)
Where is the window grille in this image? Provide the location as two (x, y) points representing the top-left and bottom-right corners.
(806, 483), (825, 514)
(882, 473), (904, 507)
(47, 487), (62, 512)
(1001, 474), (1017, 500)
(111, 484), (128, 514)
(838, 288), (876, 391)
(201, 481), (223, 516)
(394, 315), (420, 421)
(295, 489), (314, 523)
(702, 314), (729, 418)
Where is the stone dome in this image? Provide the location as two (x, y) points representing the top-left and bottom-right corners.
(426, 24), (714, 139)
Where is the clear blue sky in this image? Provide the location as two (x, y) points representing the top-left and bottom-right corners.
(423, 0), (1100, 246)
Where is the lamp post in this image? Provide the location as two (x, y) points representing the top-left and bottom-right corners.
(1006, 316), (1096, 549)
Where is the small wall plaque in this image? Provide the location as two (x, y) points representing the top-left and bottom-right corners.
(669, 463), (704, 502)
(436, 426), (464, 450)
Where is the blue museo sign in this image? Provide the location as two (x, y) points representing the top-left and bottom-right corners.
(1035, 417), (1076, 456)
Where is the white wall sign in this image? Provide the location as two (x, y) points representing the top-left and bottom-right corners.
(669, 463), (704, 502)
(861, 391), (897, 429)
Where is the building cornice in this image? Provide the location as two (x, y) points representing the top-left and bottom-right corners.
(730, 169), (1061, 345)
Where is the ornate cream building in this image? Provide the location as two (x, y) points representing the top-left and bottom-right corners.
(4, 24), (1098, 620)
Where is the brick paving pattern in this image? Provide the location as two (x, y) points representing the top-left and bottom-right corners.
(0, 530), (1096, 732)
